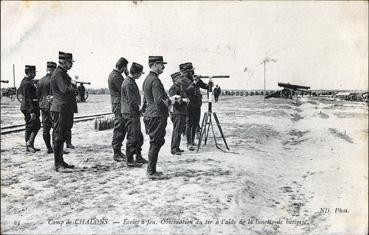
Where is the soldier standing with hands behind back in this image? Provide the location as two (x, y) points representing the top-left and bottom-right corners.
(37, 61), (57, 153)
(143, 56), (179, 179)
(169, 72), (189, 155)
(19, 65), (41, 153)
(50, 51), (77, 172)
(121, 62), (148, 167)
(108, 57), (129, 162)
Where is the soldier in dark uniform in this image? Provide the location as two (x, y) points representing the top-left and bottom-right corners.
(143, 56), (179, 179)
(77, 83), (86, 102)
(121, 62), (148, 167)
(65, 77), (78, 150)
(169, 72), (190, 155)
(108, 57), (129, 162)
(50, 51), (77, 172)
(214, 84), (221, 102)
(179, 62), (208, 150)
(19, 65), (41, 153)
(37, 61), (57, 153)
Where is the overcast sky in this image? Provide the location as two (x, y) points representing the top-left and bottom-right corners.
(1, 1), (368, 90)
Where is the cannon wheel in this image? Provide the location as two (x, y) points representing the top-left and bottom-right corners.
(281, 88), (292, 98)
(16, 88), (23, 102)
(84, 91), (89, 101)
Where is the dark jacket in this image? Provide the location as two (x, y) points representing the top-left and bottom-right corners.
(108, 69), (124, 107)
(185, 75), (208, 107)
(169, 83), (187, 115)
(37, 73), (52, 110)
(19, 77), (39, 114)
(142, 71), (171, 118)
(50, 66), (78, 113)
(121, 76), (141, 118)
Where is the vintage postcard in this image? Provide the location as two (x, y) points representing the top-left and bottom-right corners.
(1, 1), (368, 234)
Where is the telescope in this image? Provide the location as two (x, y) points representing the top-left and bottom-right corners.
(71, 79), (91, 85)
(196, 74), (230, 152)
(197, 75), (230, 79)
(76, 81), (91, 85)
(1, 80), (9, 83)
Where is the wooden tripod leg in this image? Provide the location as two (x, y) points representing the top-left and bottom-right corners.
(197, 112), (208, 152)
(209, 114), (218, 147)
(204, 113), (211, 145)
(213, 112), (230, 150)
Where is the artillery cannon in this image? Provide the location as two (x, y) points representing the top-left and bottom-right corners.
(265, 82), (311, 99)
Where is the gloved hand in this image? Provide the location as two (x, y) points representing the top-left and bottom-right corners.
(71, 79), (78, 86)
(46, 95), (53, 103)
(30, 113), (36, 120)
(182, 98), (190, 104)
(169, 95), (180, 104)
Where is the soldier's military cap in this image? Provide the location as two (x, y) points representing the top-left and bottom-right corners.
(130, 62), (145, 74)
(25, 65), (36, 73)
(47, 61), (57, 69)
(59, 51), (75, 62)
(179, 62), (194, 72)
(170, 72), (181, 80)
(148, 56), (167, 64)
(116, 57), (129, 67)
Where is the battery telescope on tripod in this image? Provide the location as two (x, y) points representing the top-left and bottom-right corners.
(195, 75), (230, 152)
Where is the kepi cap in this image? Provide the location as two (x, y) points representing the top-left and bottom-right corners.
(25, 65), (36, 73)
(148, 56), (167, 64)
(130, 62), (145, 75)
(59, 51), (75, 62)
(47, 61), (57, 69)
(179, 62), (194, 72)
(170, 72), (181, 80)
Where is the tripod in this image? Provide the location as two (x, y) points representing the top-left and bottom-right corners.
(196, 78), (230, 152)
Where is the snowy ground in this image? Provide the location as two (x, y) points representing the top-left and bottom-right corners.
(1, 95), (368, 235)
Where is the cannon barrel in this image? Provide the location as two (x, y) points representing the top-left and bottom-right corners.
(1, 80), (9, 83)
(197, 75), (230, 79)
(76, 81), (91, 85)
(278, 82), (310, 90)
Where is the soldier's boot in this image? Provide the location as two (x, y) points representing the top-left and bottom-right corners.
(53, 144), (64, 172)
(146, 145), (157, 175)
(43, 133), (53, 154)
(187, 143), (195, 151)
(113, 148), (125, 162)
(27, 132), (40, 153)
(25, 129), (31, 145)
(171, 148), (181, 155)
(136, 152), (148, 164)
(176, 148), (185, 152)
(126, 149), (141, 167)
(146, 145), (164, 180)
(66, 141), (75, 149)
(60, 145), (75, 169)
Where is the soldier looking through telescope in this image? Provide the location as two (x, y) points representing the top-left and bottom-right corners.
(179, 62), (208, 151)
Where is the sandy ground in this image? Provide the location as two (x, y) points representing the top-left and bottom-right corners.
(1, 95), (368, 235)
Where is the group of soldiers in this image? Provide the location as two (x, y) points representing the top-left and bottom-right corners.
(19, 52), (214, 179)
(108, 56), (211, 179)
(19, 52), (78, 172)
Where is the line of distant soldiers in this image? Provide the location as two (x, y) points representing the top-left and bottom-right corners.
(19, 52), (213, 179)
